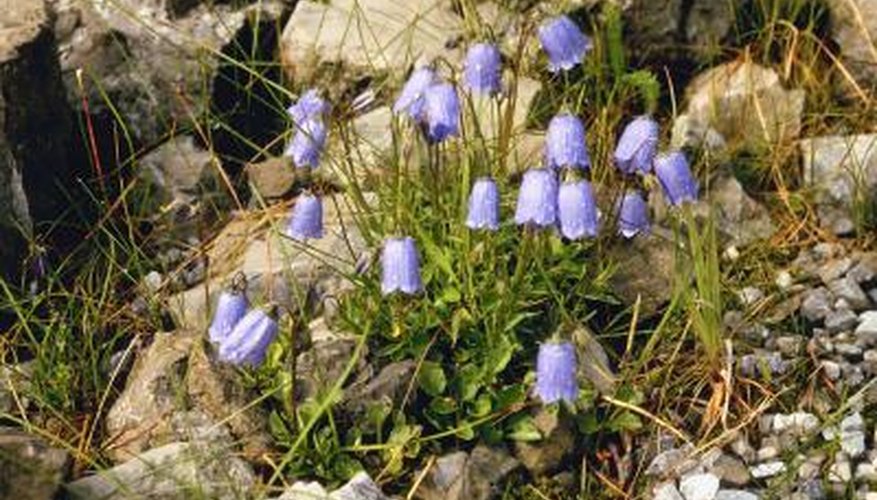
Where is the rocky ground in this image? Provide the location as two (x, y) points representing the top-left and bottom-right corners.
(2, 0), (877, 499)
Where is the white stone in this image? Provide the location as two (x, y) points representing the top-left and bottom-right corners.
(829, 456), (852, 483)
(679, 473), (720, 500)
(772, 412), (820, 435)
(749, 461), (786, 479)
(715, 490), (759, 500)
(654, 482), (685, 500)
(775, 270), (793, 290)
(799, 134), (877, 209)
(857, 311), (877, 336)
(842, 430), (867, 458)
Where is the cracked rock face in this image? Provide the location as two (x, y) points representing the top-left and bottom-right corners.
(1, 0), (75, 282)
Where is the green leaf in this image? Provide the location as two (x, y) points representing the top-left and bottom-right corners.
(455, 424), (476, 441)
(429, 396), (457, 415)
(508, 415), (542, 442)
(471, 394), (492, 417)
(440, 287), (461, 304)
(457, 364), (481, 401)
(608, 411), (642, 432)
(419, 361), (447, 397)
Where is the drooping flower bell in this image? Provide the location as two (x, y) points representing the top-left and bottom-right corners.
(558, 180), (599, 240)
(546, 113), (590, 170)
(617, 190), (650, 238)
(538, 15), (592, 73)
(466, 177), (500, 231)
(286, 194), (323, 240)
(424, 82), (460, 143)
(208, 289), (249, 344)
(287, 88), (329, 128)
(218, 308), (279, 367)
(614, 115), (659, 175)
(393, 67), (436, 120)
(286, 118), (327, 168)
(463, 43), (502, 95)
(535, 341), (579, 404)
(381, 237), (423, 296)
(515, 168), (558, 228)
(654, 151), (698, 206)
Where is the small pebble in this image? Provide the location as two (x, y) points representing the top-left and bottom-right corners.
(801, 287), (833, 322)
(819, 257), (854, 285)
(829, 455), (852, 483)
(715, 490), (759, 500)
(776, 336), (803, 356)
(826, 308), (859, 333)
(830, 277), (871, 311)
(679, 473), (720, 500)
(855, 462), (877, 483)
(750, 461), (786, 479)
(775, 270), (794, 290)
(654, 482), (684, 500)
(821, 360), (842, 380)
(739, 287), (765, 307)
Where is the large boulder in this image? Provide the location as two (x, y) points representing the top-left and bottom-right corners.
(827, 0), (877, 90)
(51, 0), (289, 148)
(799, 134), (877, 233)
(672, 61), (805, 152)
(1, 0), (75, 283)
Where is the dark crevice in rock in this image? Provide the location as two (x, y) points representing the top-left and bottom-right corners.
(209, 7), (293, 197)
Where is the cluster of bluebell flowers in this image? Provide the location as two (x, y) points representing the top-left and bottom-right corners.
(208, 280), (279, 367)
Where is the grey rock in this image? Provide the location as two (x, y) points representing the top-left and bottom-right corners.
(710, 455), (750, 486)
(776, 336), (803, 356)
(773, 412), (820, 436)
(856, 462), (877, 483)
(857, 311), (877, 345)
(801, 287), (834, 322)
(715, 490), (759, 500)
(829, 454), (852, 483)
(756, 446), (779, 462)
(826, 0), (877, 88)
(654, 482), (685, 500)
(610, 230), (677, 317)
(280, 0), (462, 82)
(514, 409), (575, 475)
(0, 0), (76, 283)
(246, 157), (297, 201)
(679, 473), (719, 500)
(647, 445), (698, 477)
(730, 436), (756, 464)
(296, 319), (368, 403)
(0, 362), (33, 414)
(572, 325), (617, 394)
(672, 61), (804, 151)
(708, 175), (775, 246)
(819, 257), (855, 285)
(168, 193), (370, 332)
(343, 361), (416, 420)
(800, 134), (877, 215)
(822, 360), (842, 380)
(836, 342), (864, 359)
(0, 428), (70, 500)
(330, 472), (389, 500)
(415, 445), (519, 500)
(749, 461), (786, 479)
(54, 0), (289, 146)
(738, 287), (765, 307)
(277, 480), (329, 499)
(849, 253), (877, 284)
(841, 431), (867, 458)
(65, 441), (255, 499)
(826, 308), (860, 333)
(830, 277), (871, 311)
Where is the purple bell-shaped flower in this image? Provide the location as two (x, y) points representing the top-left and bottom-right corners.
(208, 290), (249, 344)
(424, 83), (460, 143)
(393, 67), (437, 120)
(546, 113), (590, 170)
(381, 237), (423, 296)
(538, 15), (592, 73)
(515, 169), (558, 228)
(286, 194), (323, 240)
(287, 88), (329, 128)
(617, 190), (650, 238)
(286, 118), (327, 168)
(614, 115), (659, 175)
(466, 177), (500, 231)
(535, 341), (579, 404)
(463, 43), (502, 95)
(218, 308), (279, 367)
(654, 151), (698, 206)
(558, 180), (599, 240)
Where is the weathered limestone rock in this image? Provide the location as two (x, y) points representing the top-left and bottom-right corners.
(1, 0), (75, 282)
(672, 61), (805, 151)
(799, 134), (877, 216)
(827, 0), (877, 90)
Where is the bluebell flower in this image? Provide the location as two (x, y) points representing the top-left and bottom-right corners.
(208, 290), (249, 344)
(535, 341), (578, 404)
(546, 113), (590, 170)
(285, 118), (327, 168)
(286, 194), (323, 240)
(558, 180), (598, 240)
(466, 177), (500, 231)
(218, 308), (278, 367)
(515, 169), (558, 228)
(463, 43), (502, 95)
(654, 151), (698, 206)
(617, 190), (650, 238)
(538, 15), (592, 73)
(393, 67), (436, 120)
(614, 115), (659, 174)
(381, 237), (423, 296)
(424, 83), (460, 142)
(287, 88), (329, 127)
